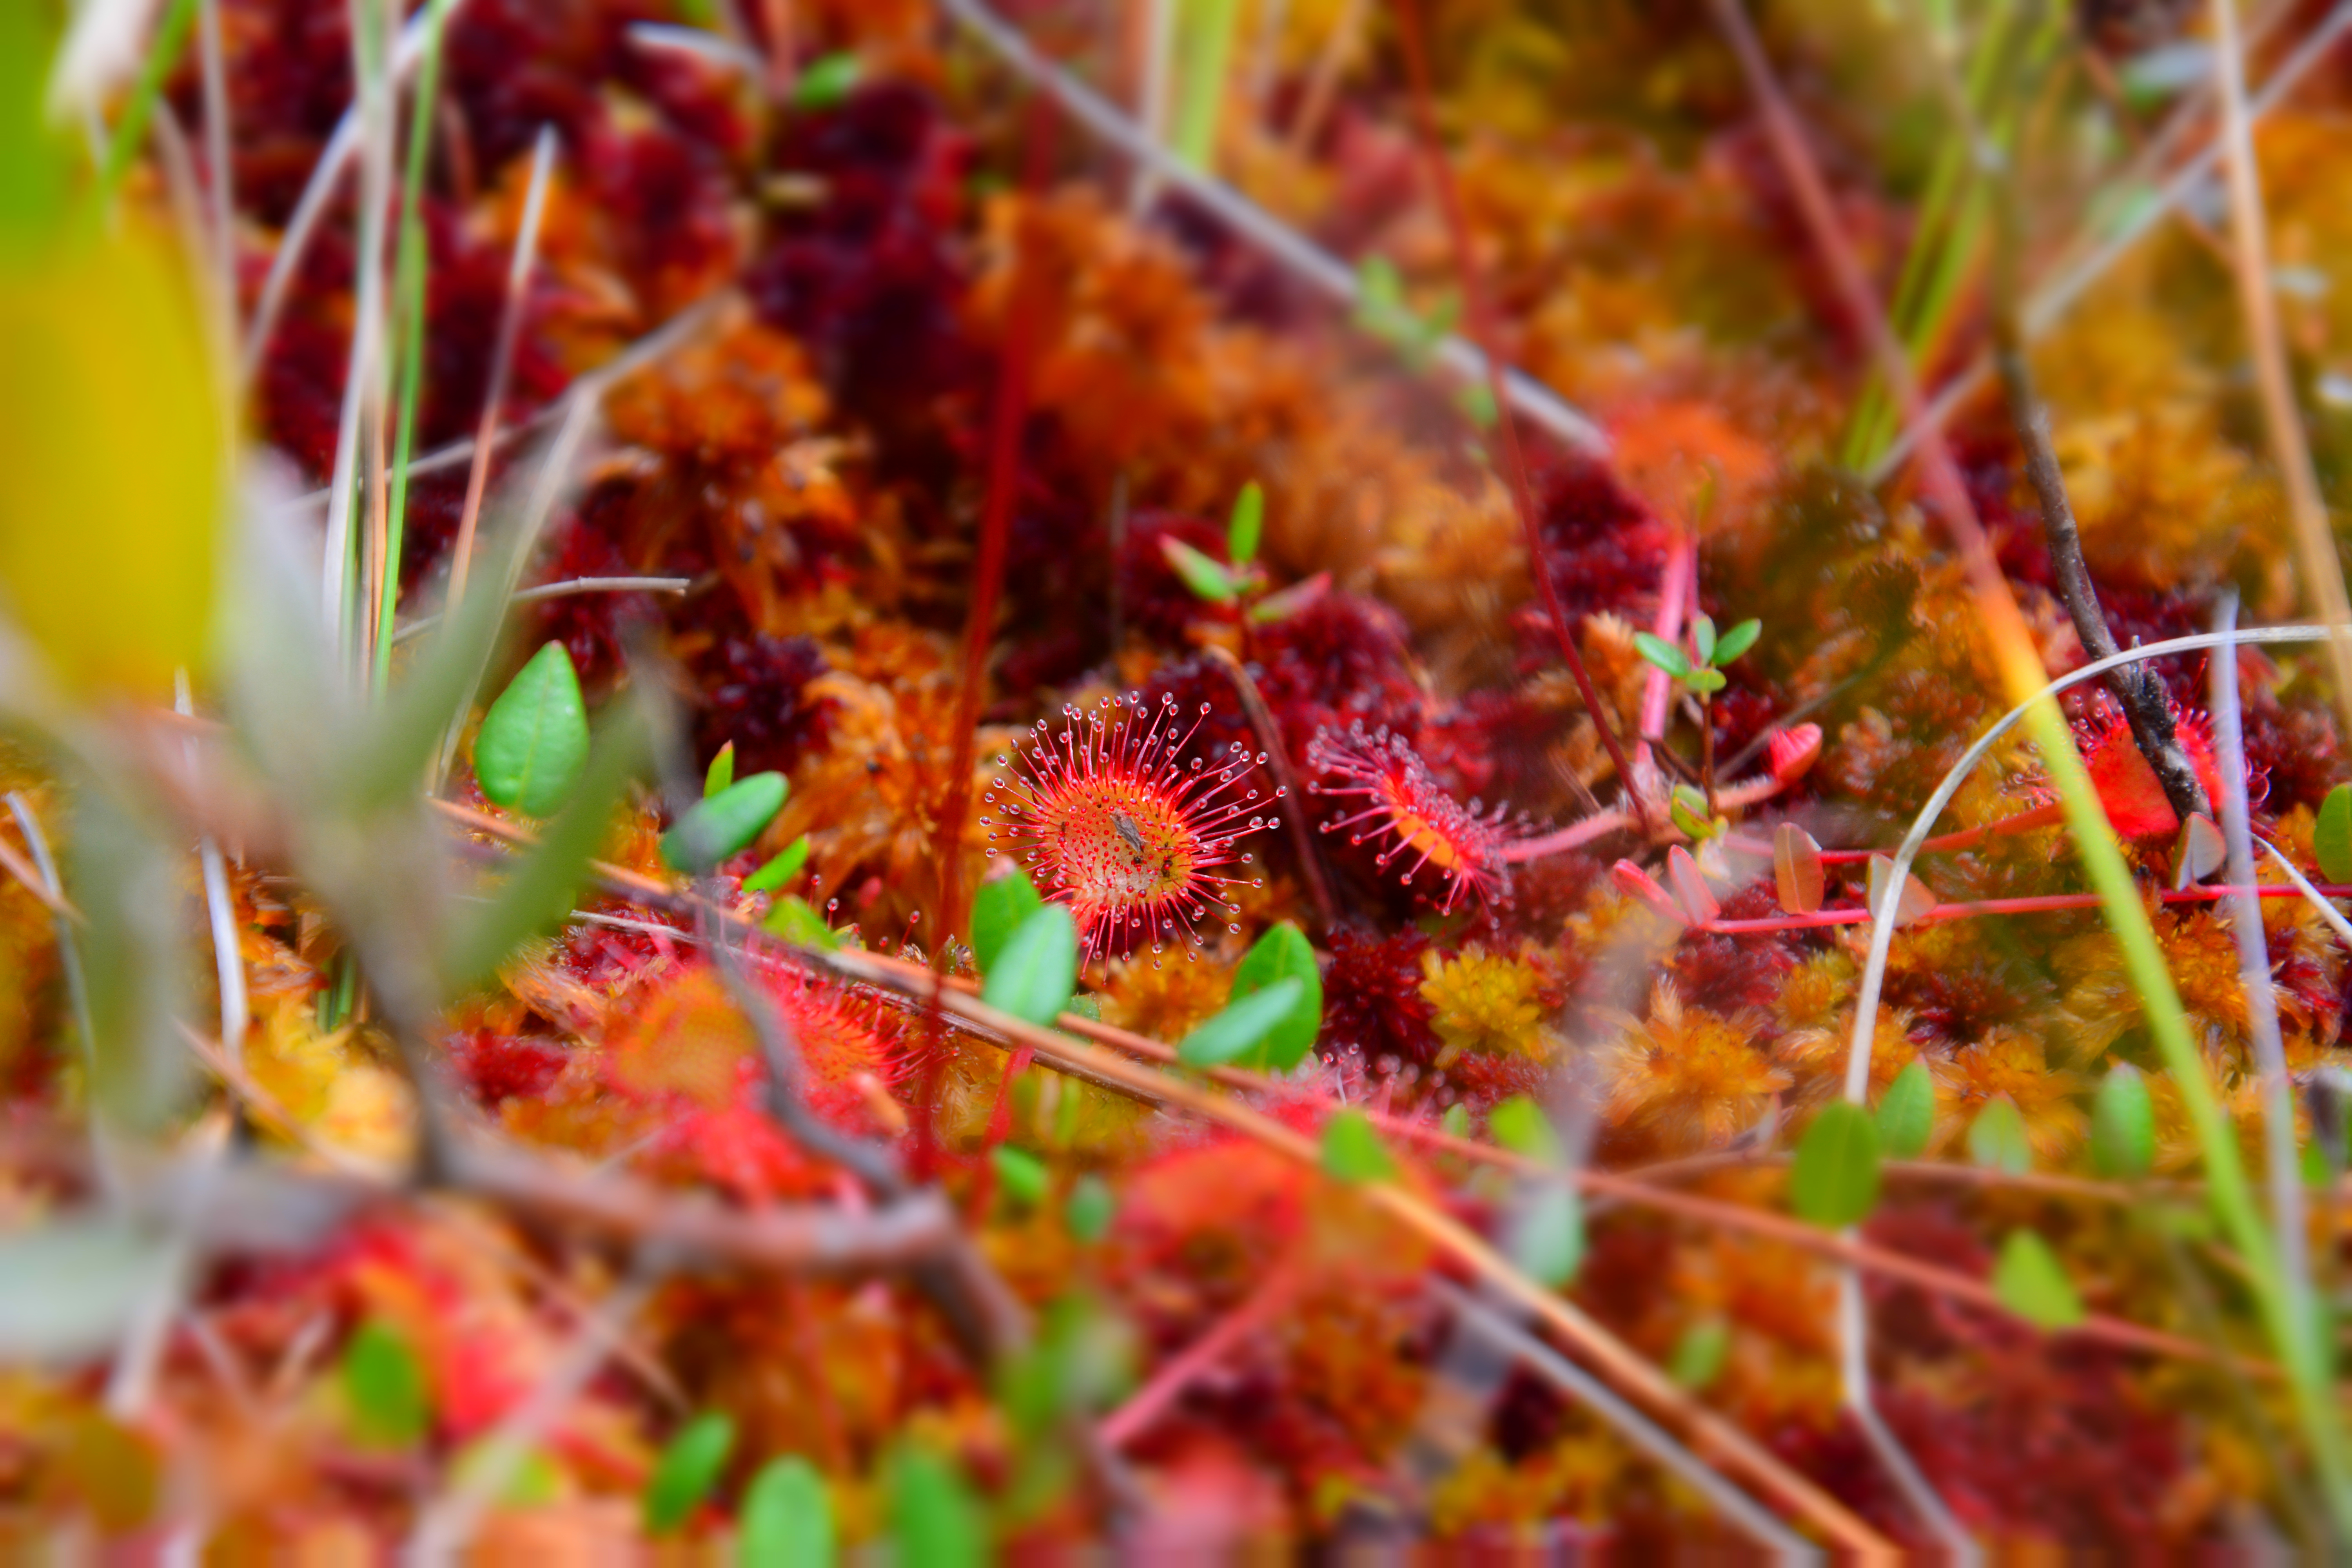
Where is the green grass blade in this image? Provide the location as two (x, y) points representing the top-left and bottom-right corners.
(374, 0), (456, 692)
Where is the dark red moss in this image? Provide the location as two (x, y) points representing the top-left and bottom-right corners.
(1319, 929), (1442, 1072)
(449, 1029), (570, 1106)
(1669, 881), (1801, 1016)
(747, 82), (976, 432)
(689, 626), (832, 777)
(1117, 512), (1232, 650)
(1252, 592), (1425, 749)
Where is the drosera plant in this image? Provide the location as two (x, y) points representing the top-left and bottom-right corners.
(982, 690), (1281, 963)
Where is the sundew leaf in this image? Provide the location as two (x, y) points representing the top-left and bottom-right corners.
(1774, 822), (1825, 914)
(474, 642), (590, 817)
(661, 772), (788, 873)
(2091, 1063), (2154, 1180)
(1322, 1109), (1397, 1183)
(1967, 1095), (2033, 1175)
(890, 1445), (985, 1568)
(1225, 922), (1321, 1070)
(971, 871), (1046, 976)
(743, 836), (810, 895)
(704, 741), (734, 798)
(740, 1455), (834, 1568)
(993, 1145), (1049, 1206)
(1511, 1182), (1583, 1287)
(1992, 1229), (2085, 1329)
(983, 906), (1077, 1026)
(1178, 978), (1303, 1067)
(1489, 1096), (1562, 1165)
(343, 1319), (429, 1450)
(1789, 1102), (1881, 1228)
(1227, 481), (1265, 567)
(1875, 1061), (1935, 1159)
(644, 1411), (737, 1535)
(1669, 1319), (1730, 1391)
(1160, 535), (1237, 602)
(2318, 784), (2352, 885)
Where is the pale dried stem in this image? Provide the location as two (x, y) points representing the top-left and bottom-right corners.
(2208, 0), (2352, 736)
(447, 125), (557, 613)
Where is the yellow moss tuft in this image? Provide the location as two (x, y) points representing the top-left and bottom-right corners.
(1601, 984), (1788, 1154)
(1419, 946), (1552, 1065)
(1932, 1027), (2086, 1164)
(1098, 951), (1234, 1044)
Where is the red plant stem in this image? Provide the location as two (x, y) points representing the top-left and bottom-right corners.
(937, 98), (1055, 940)
(1389, 0), (1651, 833)
(1099, 1266), (1298, 1448)
(1699, 879), (2352, 935)
(1811, 801), (2067, 864)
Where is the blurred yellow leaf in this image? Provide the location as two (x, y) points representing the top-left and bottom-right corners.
(0, 217), (223, 697)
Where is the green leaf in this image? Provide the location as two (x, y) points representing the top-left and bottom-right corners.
(792, 50), (862, 111)
(2318, 784), (2352, 885)
(971, 871), (1047, 975)
(1457, 381), (1497, 430)
(1669, 1319), (1730, 1390)
(1682, 667), (1728, 694)
(982, 906), (1078, 1026)
(2091, 1063), (2155, 1180)
(1510, 1182), (1583, 1287)
(704, 741), (735, 798)
(762, 895), (840, 950)
(1691, 613), (1717, 664)
(1321, 1108), (1397, 1184)
(442, 710), (650, 989)
(473, 642), (590, 816)
(1668, 787), (1715, 844)
(661, 772), (789, 873)
(1227, 481), (1265, 568)
(993, 1145), (1049, 1206)
(1225, 922), (1322, 1070)
(1178, 978), (1304, 1068)
(1248, 569), (1330, 624)
(1440, 1103), (1470, 1140)
(743, 836), (811, 895)
(1875, 1061), (1935, 1159)
(343, 1319), (429, 1450)
(889, 1446), (985, 1568)
(1789, 1102), (1882, 1227)
(1160, 535), (1237, 603)
(1991, 1229), (2085, 1329)
(1712, 619), (1762, 665)
(1632, 631), (1690, 679)
(644, 1411), (737, 1535)
(1489, 1096), (1562, 1166)
(1967, 1096), (2033, 1175)
(1066, 1175), (1116, 1243)
(740, 1455), (834, 1568)
(2303, 1137), (2332, 1188)
(449, 1437), (564, 1508)
(1357, 255), (1404, 310)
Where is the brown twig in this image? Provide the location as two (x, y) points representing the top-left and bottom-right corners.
(1389, 0), (1652, 833)
(1200, 644), (1339, 933)
(1990, 192), (2211, 825)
